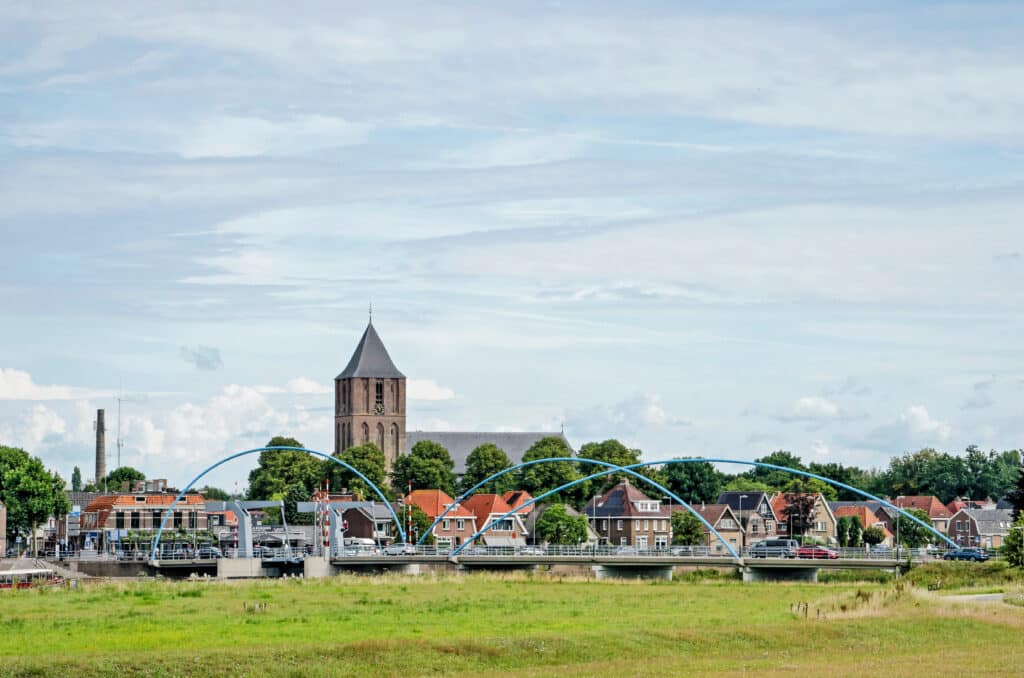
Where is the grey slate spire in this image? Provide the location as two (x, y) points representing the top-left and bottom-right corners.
(336, 321), (405, 379)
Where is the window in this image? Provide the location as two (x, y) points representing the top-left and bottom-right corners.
(134, 496), (146, 503)
(602, 519), (608, 531)
(751, 521), (759, 534)
(375, 381), (384, 408)
(115, 512), (125, 529)
(620, 537), (627, 545)
(173, 511), (183, 528)
(189, 512), (197, 530)
(363, 380), (369, 409)
(393, 381), (400, 411)
(634, 519), (641, 530)
(391, 424), (399, 458)
(765, 520), (773, 532)
(377, 422), (385, 451)
(643, 519), (649, 530)
(130, 512), (140, 529)
(637, 536), (648, 549)
(442, 519), (450, 530)
(956, 520), (962, 531)
(720, 519), (736, 529)
(616, 520), (623, 531)
(362, 422), (369, 443)
(655, 535), (667, 549)
(152, 510), (162, 528)
(456, 519), (465, 531)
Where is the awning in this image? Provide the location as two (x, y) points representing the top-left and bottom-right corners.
(481, 535), (525, 547)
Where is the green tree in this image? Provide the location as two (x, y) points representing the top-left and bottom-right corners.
(247, 436), (322, 500)
(671, 510), (705, 546)
(1008, 459), (1024, 519)
(745, 451), (807, 490)
(459, 443), (514, 495)
(1004, 513), (1024, 568)
(197, 486), (231, 500)
(517, 437), (585, 507)
(535, 504), (589, 545)
(283, 484), (313, 525)
(578, 439), (640, 490)
(0, 446), (70, 555)
(836, 516), (850, 547)
(848, 515), (863, 547)
(861, 526), (886, 546)
(407, 504), (435, 545)
(807, 462), (874, 501)
(391, 440), (456, 495)
(326, 443), (389, 500)
(663, 459), (725, 504)
(875, 448), (967, 503)
(894, 508), (933, 548)
(100, 466), (146, 491)
(721, 477), (773, 493)
(71, 466), (82, 492)
(781, 477), (837, 501)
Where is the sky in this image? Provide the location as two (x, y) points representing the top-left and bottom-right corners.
(1, 1), (1023, 492)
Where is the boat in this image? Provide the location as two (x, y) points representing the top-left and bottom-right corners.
(0, 568), (65, 590)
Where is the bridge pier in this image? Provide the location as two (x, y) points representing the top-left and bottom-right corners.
(741, 566), (818, 583)
(594, 565), (673, 581)
(217, 557), (266, 579)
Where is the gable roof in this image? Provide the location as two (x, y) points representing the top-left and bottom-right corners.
(894, 496), (951, 520)
(337, 322), (405, 379)
(717, 492), (774, 517)
(406, 431), (571, 474)
(502, 490), (534, 515)
(955, 508), (1014, 536)
(582, 480), (669, 518)
(690, 503), (738, 528)
(404, 489), (474, 519)
(462, 494), (514, 521)
(833, 505), (892, 536)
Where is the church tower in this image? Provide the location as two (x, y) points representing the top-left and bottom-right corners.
(335, 321), (406, 471)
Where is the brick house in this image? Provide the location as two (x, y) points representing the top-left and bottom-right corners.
(948, 508), (1014, 549)
(832, 504), (893, 546)
(462, 494), (529, 547)
(404, 489), (477, 548)
(80, 493), (209, 551)
(891, 496), (952, 534)
(340, 504), (397, 544)
(716, 491), (778, 548)
(771, 492), (837, 544)
(677, 503), (742, 554)
(583, 480), (672, 549)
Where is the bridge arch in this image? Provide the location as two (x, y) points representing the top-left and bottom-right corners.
(437, 456), (956, 554)
(148, 446), (404, 560)
(444, 457), (738, 558)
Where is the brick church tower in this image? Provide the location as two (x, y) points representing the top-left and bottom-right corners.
(334, 321), (406, 471)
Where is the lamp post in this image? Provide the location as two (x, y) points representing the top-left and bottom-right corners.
(592, 494), (601, 551)
(739, 494), (748, 552)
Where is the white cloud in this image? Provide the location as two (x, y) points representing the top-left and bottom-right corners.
(408, 379), (457, 401)
(566, 393), (689, 439)
(284, 377), (332, 395)
(791, 396), (841, 420)
(0, 403), (68, 451)
(853, 404), (953, 453)
(0, 368), (107, 401)
(900, 405), (952, 440)
(179, 114), (367, 159)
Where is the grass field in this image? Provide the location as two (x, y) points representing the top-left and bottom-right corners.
(1, 568), (1023, 677)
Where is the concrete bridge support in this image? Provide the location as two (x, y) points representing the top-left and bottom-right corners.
(217, 558), (265, 579)
(741, 566), (818, 583)
(594, 565), (673, 581)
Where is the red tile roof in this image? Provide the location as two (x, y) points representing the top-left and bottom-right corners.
(405, 489), (474, 518)
(834, 505), (892, 537)
(502, 490), (534, 515)
(894, 496), (951, 519)
(462, 494), (513, 520)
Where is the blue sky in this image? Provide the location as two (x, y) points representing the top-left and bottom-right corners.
(1, 1), (1023, 490)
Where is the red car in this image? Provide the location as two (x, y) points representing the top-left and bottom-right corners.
(796, 545), (839, 560)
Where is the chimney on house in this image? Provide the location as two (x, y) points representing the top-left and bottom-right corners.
(95, 409), (106, 483)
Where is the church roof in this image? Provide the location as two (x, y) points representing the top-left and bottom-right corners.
(337, 322), (405, 379)
(405, 431), (572, 474)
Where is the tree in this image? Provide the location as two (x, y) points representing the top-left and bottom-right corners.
(848, 515), (863, 548)
(326, 443), (389, 500)
(1008, 459), (1024, 519)
(247, 436), (322, 500)
(663, 458), (725, 504)
(71, 466), (82, 492)
(283, 484), (313, 525)
(535, 504), (589, 545)
(100, 466), (146, 491)
(197, 486), (231, 500)
(836, 516), (850, 547)
(781, 477), (837, 502)
(1004, 513), (1024, 568)
(861, 526), (885, 546)
(0, 446), (70, 555)
(721, 477), (773, 494)
(745, 451), (807, 490)
(407, 504), (435, 545)
(671, 510), (705, 546)
(894, 508), (932, 548)
(807, 462), (875, 501)
(875, 448), (967, 503)
(578, 439), (640, 489)
(391, 440), (456, 495)
(779, 483), (818, 539)
(459, 444), (514, 495)
(517, 437), (584, 507)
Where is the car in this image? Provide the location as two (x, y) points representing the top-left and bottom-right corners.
(669, 545), (696, 556)
(518, 546), (545, 556)
(614, 545), (638, 555)
(383, 543), (417, 556)
(747, 539), (799, 558)
(943, 547), (990, 562)
(195, 546), (223, 560)
(796, 545), (839, 560)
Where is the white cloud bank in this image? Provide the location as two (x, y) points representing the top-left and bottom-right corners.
(0, 368), (108, 401)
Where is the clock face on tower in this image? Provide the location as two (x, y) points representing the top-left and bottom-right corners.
(374, 403), (385, 415)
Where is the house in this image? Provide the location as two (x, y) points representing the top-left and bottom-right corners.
(948, 508), (1014, 549)
(462, 494), (529, 547)
(341, 504), (396, 544)
(832, 505), (893, 546)
(582, 480), (672, 549)
(676, 503), (742, 555)
(770, 492), (837, 544)
(503, 490), (535, 516)
(404, 489), (477, 548)
(891, 496), (952, 534)
(946, 497), (997, 514)
(523, 503), (599, 546)
(716, 491), (778, 548)
(79, 492), (209, 552)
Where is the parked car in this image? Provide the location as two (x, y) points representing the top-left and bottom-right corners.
(796, 545), (839, 560)
(943, 547), (990, 562)
(196, 546), (223, 560)
(614, 545), (638, 556)
(747, 539), (799, 558)
(518, 546), (545, 556)
(669, 545), (695, 556)
(383, 543), (417, 556)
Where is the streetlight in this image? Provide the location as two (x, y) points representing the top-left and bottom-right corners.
(592, 494), (602, 552)
(739, 495), (748, 553)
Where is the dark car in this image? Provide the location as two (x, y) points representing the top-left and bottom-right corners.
(942, 547), (990, 562)
(196, 546), (223, 560)
(796, 545), (839, 560)
(748, 539), (799, 558)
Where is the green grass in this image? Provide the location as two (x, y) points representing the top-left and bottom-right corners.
(904, 560), (1024, 590)
(0, 572), (1022, 677)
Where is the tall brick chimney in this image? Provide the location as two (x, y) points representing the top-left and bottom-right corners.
(95, 409), (106, 483)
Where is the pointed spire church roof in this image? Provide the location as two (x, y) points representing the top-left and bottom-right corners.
(337, 322), (405, 379)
